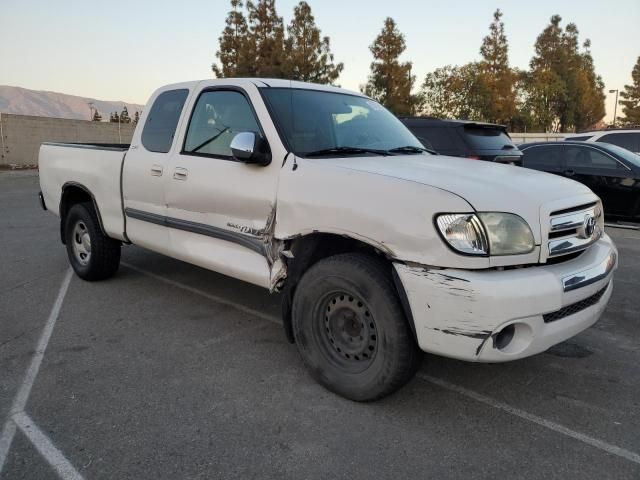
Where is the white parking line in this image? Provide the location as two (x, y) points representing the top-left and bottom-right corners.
(0, 268), (73, 474)
(126, 262), (640, 466)
(122, 262), (282, 325)
(418, 373), (640, 465)
(13, 412), (85, 480)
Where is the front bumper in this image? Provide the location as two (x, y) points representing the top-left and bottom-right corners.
(394, 234), (617, 362)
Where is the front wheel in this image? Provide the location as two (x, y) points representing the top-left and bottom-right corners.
(64, 203), (121, 281)
(292, 253), (422, 401)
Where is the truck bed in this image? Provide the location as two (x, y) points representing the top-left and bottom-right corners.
(39, 142), (128, 241)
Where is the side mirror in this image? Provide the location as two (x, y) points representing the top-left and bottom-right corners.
(230, 132), (271, 166)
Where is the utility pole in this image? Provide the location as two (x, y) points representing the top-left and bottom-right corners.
(609, 89), (619, 127)
(88, 102), (95, 121)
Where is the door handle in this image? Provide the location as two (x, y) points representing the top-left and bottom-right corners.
(150, 164), (163, 176)
(173, 167), (188, 180)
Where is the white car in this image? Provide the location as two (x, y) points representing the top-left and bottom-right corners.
(38, 79), (618, 401)
(565, 129), (640, 154)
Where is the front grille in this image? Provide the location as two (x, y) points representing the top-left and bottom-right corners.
(543, 283), (609, 323)
(546, 202), (603, 259)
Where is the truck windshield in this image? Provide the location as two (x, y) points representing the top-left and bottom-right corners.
(261, 88), (425, 157)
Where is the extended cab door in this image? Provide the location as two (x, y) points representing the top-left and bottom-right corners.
(163, 82), (286, 288)
(122, 87), (191, 255)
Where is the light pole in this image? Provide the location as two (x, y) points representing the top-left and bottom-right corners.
(609, 89), (619, 127)
(88, 102), (94, 121)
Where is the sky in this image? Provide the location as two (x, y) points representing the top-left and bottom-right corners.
(1, 0), (638, 122)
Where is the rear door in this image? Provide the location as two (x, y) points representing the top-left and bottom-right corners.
(122, 87), (190, 254)
(410, 126), (463, 157)
(564, 145), (634, 215)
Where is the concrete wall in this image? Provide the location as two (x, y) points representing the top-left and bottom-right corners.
(0, 113), (136, 168)
(509, 132), (566, 145)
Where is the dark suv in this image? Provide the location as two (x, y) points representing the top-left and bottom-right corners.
(399, 117), (522, 164)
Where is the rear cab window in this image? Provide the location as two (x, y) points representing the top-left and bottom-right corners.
(141, 89), (189, 153)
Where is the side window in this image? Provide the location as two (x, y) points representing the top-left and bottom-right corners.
(141, 89), (189, 153)
(598, 133), (639, 152)
(566, 146), (620, 170)
(522, 145), (563, 170)
(183, 90), (260, 158)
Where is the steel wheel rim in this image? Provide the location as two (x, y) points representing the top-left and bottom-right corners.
(71, 221), (91, 265)
(315, 292), (378, 373)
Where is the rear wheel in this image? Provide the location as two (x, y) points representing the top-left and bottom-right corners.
(64, 203), (121, 280)
(292, 253), (422, 401)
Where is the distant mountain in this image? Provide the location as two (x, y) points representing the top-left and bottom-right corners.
(0, 85), (143, 121)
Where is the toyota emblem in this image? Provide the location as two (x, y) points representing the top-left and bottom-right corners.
(582, 214), (596, 238)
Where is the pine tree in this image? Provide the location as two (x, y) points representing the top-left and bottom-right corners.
(120, 106), (131, 124)
(526, 15), (605, 132)
(363, 18), (417, 116)
(246, 0), (286, 78)
(284, 1), (343, 84)
(109, 112), (120, 123)
(212, 0), (253, 77)
(478, 9), (516, 125)
(92, 110), (102, 122)
(618, 56), (640, 126)
(133, 111), (140, 126)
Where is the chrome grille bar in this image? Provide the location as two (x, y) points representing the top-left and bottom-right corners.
(547, 202), (603, 258)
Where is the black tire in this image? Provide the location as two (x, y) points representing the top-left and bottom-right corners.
(291, 253), (422, 401)
(64, 202), (121, 281)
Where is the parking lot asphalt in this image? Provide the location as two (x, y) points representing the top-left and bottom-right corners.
(1, 170), (639, 479)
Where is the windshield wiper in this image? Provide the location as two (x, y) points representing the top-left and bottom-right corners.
(387, 145), (437, 155)
(305, 146), (389, 157)
(190, 126), (229, 153)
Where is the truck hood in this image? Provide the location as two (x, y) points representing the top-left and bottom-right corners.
(312, 154), (596, 242)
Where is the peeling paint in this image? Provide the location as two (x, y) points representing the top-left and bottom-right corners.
(433, 327), (491, 340)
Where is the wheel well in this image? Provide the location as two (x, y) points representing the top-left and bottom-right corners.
(59, 184), (103, 244)
(280, 233), (416, 343)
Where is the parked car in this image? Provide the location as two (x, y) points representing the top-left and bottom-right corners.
(39, 79), (617, 401)
(399, 117), (523, 164)
(564, 129), (640, 154)
(520, 141), (640, 221)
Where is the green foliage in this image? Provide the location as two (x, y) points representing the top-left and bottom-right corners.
(246, 0), (286, 77)
(363, 18), (417, 116)
(477, 9), (517, 124)
(212, 0), (253, 78)
(133, 111), (140, 126)
(285, 2), (343, 84)
(525, 16), (605, 132)
(618, 56), (640, 126)
(213, 0), (342, 83)
(91, 110), (102, 122)
(109, 112), (120, 123)
(420, 64), (486, 120)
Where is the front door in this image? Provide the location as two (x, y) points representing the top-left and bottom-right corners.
(164, 83), (285, 288)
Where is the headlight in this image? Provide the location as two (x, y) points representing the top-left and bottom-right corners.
(436, 213), (535, 256)
(436, 214), (489, 255)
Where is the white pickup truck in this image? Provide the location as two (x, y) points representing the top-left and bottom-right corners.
(39, 79), (618, 401)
